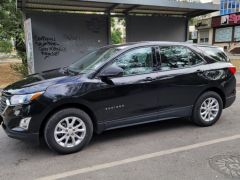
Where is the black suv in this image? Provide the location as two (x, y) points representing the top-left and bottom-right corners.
(0, 42), (236, 154)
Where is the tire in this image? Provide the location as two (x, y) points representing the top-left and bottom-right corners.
(192, 91), (223, 127)
(44, 108), (93, 154)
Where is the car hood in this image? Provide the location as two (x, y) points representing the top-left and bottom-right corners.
(3, 68), (80, 95)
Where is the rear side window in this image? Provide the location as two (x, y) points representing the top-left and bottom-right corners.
(159, 46), (203, 70)
(197, 46), (229, 62)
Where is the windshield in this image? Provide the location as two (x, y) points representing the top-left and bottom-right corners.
(68, 47), (119, 74)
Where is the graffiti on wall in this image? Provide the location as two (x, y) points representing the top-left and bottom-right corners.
(34, 36), (66, 59)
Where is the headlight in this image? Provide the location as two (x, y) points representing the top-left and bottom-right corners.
(10, 91), (44, 105)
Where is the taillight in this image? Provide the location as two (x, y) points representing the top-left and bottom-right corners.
(228, 66), (236, 75)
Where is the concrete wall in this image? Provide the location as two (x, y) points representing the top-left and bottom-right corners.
(27, 12), (108, 73)
(26, 13), (188, 73)
(126, 16), (187, 42)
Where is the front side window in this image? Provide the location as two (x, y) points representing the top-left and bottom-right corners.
(68, 47), (120, 74)
(159, 46), (203, 70)
(112, 47), (155, 76)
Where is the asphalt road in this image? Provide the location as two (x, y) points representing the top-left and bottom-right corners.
(0, 88), (240, 180)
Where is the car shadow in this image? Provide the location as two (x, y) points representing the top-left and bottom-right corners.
(89, 118), (195, 146)
(0, 118), (195, 157)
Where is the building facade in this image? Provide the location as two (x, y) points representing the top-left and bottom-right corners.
(196, 18), (214, 44)
(220, 0), (240, 15)
(212, 13), (240, 55)
(196, 0), (240, 57)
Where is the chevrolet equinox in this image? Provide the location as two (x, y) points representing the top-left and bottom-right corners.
(0, 42), (236, 154)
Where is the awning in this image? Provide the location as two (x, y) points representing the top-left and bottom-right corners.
(17, 0), (219, 17)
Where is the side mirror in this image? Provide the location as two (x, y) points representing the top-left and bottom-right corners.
(99, 64), (124, 79)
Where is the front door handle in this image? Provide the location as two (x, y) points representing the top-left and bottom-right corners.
(156, 75), (175, 80)
(143, 77), (154, 82)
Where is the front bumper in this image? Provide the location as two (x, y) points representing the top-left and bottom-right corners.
(2, 122), (39, 143)
(0, 101), (47, 143)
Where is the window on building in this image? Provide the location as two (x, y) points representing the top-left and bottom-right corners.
(199, 30), (209, 44)
(159, 46), (203, 70)
(237, 2), (240, 12)
(215, 27), (233, 42)
(234, 26), (240, 41)
(220, 0), (240, 15)
(200, 38), (209, 43)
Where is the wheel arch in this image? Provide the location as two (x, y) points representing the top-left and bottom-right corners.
(39, 103), (101, 139)
(196, 87), (226, 108)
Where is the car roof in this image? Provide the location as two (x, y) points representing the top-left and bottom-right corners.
(106, 41), (219, 50)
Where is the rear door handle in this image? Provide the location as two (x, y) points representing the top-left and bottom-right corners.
(196, 69), (204, 73)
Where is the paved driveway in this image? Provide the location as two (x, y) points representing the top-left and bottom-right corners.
(0, 87), (240, 180)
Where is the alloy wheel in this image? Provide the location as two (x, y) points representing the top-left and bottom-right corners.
(200, 97), (219, 122)
(54, 117), (86, 148)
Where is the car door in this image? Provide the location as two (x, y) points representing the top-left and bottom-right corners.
(152, 45), (207, 116)
(84, 46), (162, 127)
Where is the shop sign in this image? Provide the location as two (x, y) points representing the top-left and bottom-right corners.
(221, 14), (240, 25)
(212, 13), (240, 27)
(229, 14), (240, 24)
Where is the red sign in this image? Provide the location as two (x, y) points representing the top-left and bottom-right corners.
(229, 14), (240, 24)
(212, 13), (240, 27)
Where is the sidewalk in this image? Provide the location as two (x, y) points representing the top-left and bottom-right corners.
(236, 72), (240, 87)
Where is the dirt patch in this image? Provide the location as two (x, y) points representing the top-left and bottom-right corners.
(0, 63), (22, 88)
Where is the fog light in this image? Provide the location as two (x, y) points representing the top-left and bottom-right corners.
(19, 117), (31, 130)
(6, 99), (10, 106)
(14, 110), (21, 116)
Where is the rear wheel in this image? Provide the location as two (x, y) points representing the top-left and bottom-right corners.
(44, 108), (93, 154)
(192, 91), (223, 126)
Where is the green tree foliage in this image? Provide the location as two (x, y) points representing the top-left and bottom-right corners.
(111, 17), (125, 44)
(0, 40), (12, 53)
(0, 0), (28, 76)
(111, 28), (122, 44)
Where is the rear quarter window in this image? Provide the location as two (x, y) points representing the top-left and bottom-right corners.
(197, 46), (229, 62)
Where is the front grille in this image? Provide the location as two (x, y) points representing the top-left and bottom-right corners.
(0, 91), (10, 114)
(0, 96), (7, 114)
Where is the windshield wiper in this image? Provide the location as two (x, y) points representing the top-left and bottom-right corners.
(62, 67), (79, 75)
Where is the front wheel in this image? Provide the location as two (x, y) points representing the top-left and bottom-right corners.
(44, 108), (93, 154)
(192, 91), (223, 127)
